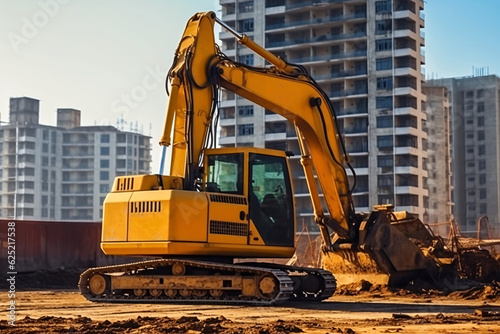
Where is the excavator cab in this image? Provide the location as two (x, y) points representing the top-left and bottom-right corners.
(204, 148), (295, 248)
(100, 147), (295, 259)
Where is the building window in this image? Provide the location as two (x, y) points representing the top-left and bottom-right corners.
(100, 184), (109, 193)
(477, 130), (485, 141)
(375, 20), (392, 35)
(220, 108), (235, 119)
(100, 171), (109, 181)
(238, 54), (254, 65)
(265, 122), (286, 134)
(377, 77), (393, 90)
(100, 159), (109, 168)
(238, 1), (253, 13)
(480, 203), (487, 214)
(477, 89), (484, 98)
(116, 159), (126, 168)
(377, 116), (393, 128)
(376, 39), (392, 51)
(378, 155), (393, 167)
(378, 174), (394, 187)
(238, 124), (254, 135)
(375, 0), (391, 14)
(478, 145), (485, 155)
(480, 188), (487, 199)
(376, 58), (392, 70)
(477, 102), (485, 112)
(477, 116), (485, 126)
(265, 141), (287, 151)
(238, 105), (254, 117)
(397, 194), (419, 207)
(239, 18), (254, 32)
(479, 160), (486, 170)
(117, 134), (126, 143)
(378, 195), (393, 205)
(479, 174), (486, 185)
(101, 134), (110, 143)
(377, 135), (393, 149)
(396, 135), (418, 148)
(396, 154), (418, 167)
(100, 147), (110, 155)
(397, 174), (418, 187)
(376, 96), (393, 109)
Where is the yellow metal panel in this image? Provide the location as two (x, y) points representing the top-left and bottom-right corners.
(167, 190), (209, 242)
(112, 174), (182, 192)
(127, 190), (208, 243)
(207, 195), (248, 245)
(101, 241), (295, 258)
(101, 192), (132, 242)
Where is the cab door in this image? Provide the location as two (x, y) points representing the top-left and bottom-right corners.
(205, 153), (249, 245)
(248, 153), (295, 247)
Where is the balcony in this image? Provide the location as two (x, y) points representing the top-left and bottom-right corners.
(329, 87), (368, 98)
(344, 127), (368, 135)
(336, 107), (368, 117)
(267, 32), (366, 49)
(265, 132), (287, 141)
(285, 0), (353, 10)
(394, 67), (418, 77)
(394, 29), (418, 42)
(288, 50), (367, 63)
(18, 148), (36, 155)
(314, 69), (367, 81)
(394, 48), (418, 58)
(266, 12), (366, 31)
(394, 87), (418, 96)
(218, 136), (236, 145)
(393, 9), (418, 21)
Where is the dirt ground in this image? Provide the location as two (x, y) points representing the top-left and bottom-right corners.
(1, 269), (499, 333)
(0, 288), (499, 334)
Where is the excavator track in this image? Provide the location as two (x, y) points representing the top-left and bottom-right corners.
(79, 259), (295, 305)
(239, 262), (336, 301)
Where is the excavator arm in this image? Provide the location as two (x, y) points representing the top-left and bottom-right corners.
(160, 11), (357, 243)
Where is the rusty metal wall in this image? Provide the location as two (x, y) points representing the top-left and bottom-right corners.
(0, 219), (141, 273)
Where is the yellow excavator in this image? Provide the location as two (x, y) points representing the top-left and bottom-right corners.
(79, 12), (458, 304)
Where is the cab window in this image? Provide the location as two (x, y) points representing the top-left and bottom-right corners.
(249, 153), (294, 246)
(207, 154), (244, 194)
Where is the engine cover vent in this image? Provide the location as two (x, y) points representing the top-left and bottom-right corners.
(209, 194), (247, 205)
(209, 220), (247, 236)
(130, 201), (162, 214)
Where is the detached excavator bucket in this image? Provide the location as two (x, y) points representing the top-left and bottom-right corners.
(322, 210), (442, 287)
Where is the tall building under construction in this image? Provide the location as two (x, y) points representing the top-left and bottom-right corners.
(218, 0), (429, 230)
(427, 75), (500, 234)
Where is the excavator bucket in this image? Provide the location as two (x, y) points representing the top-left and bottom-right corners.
(321, 210), (445, 287)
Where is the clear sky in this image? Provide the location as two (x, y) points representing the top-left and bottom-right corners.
(0, 0), (499, 171)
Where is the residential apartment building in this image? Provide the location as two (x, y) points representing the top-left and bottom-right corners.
(427, 75), (500, 234)
(0, 97), (152, 221)
(218, 0), (428, 230)
(422, 85), (453, 224)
